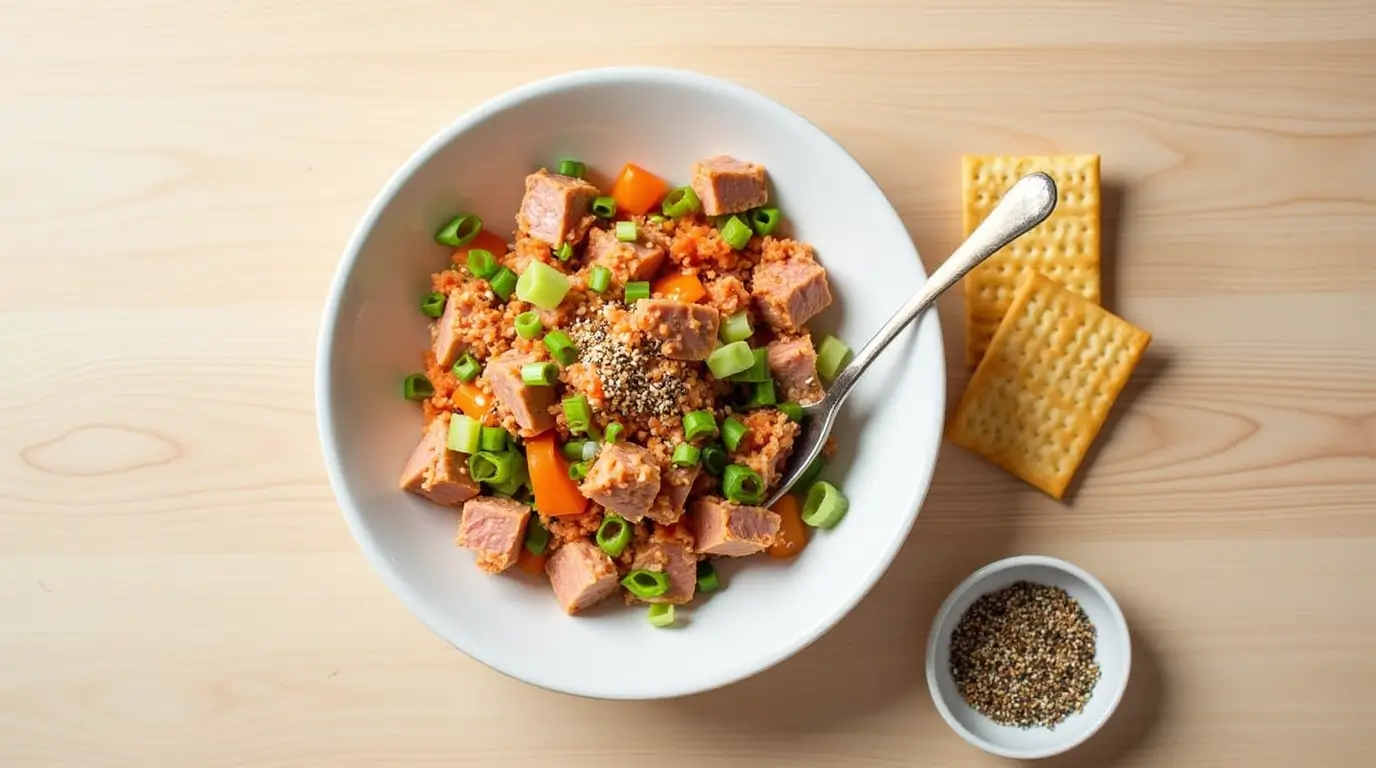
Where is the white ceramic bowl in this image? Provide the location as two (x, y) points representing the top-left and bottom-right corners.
(925, 555), (1131, 759)
(316, 67), (946, 699)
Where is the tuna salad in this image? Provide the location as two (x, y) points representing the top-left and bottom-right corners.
(398, 156), (853, 626)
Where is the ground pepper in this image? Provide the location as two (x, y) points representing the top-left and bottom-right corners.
(948, 581), (1101, 729)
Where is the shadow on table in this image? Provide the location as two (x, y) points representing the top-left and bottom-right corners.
(650, 449), (1028, 734)
(1038, 617), (1170, 768)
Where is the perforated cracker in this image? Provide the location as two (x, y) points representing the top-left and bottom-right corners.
(947, 273), (1150, 499)
(963, 154), (1102, 366)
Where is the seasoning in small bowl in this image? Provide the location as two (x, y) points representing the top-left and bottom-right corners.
(926, 556), (1130, 760)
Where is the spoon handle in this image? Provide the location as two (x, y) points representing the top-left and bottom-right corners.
(819, 172), (1059, 409)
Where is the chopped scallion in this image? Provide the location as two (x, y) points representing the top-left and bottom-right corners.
(451, 353), (481, 383)
(524, 516), (550, 555)
(779, 402), (805, 423)
(521, 362), (558, 387)
(623, 281), (650, 304)
(446, 414), (482, 454)
(489, 267), (518, 301)
(671, 442), (700, 467)
(514, 260), (571, 310)
(435, 214), (482, 247)
(721, 417), (749, 452)
(515, 311), (543, 340)
(562, 395), (592, 434)
(554, 242), (573, 262)
(543, 330), (579, 366)
(466, 248), (497, 279)
(402, 373), (434, 401)
(722, 464), (765, 505)
(621, 569), (670, 599)
(701, 444), (728, 476)
(479, 426), (508, 452)
(696, 561), (720, 592)
(596, 514), (632, 557)
(682, 410), (718, 442)
(421, 291), (446, 318)
(604, 422), (623, 444)
(749, 207), (782, 236)
(615, 220), (638, 242)
(719, 215), (752, 250)
(588, 266), (611, 293)
(591, 196), (617, 218)
(745, 379), (777, 408)
(706, 341), (754, 379)
(661, 186), (701, 218)
(719, 310), (753, 343)
(647, 603), (675, 627)
(469, 450), (518, 485)
(816, 335), (852, 382)
(801, 481), (849, 528)
(558, 159), (585, 179)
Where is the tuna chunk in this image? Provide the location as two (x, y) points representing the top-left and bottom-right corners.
(767, 335), (825, 405)
(752, 255), (832, 331)
(633, 299), (721, 361)
(455, 496), (530, 573)
(586, 227), (666, 284)
(517, 170), (600, 246)
(484, 350), (556, 436)
(630, 540), (697, 604)
(691, 155), (769, 216)
(545, 539), (620, 614)
(646, 464), (700, 525)
(431, 290), (465, 369)
(579, 442), (662, 521)
(688, 496), (781, 557)
(399, 414), (482, 507)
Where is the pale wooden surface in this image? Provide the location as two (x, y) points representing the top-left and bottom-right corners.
(2, 1), (1374, 765)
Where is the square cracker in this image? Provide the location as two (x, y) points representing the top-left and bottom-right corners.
(963, 154), (1101, 366)
(947, 272), (1150, 499)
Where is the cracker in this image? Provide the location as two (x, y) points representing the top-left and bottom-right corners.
(963, 154), (1102, 366)
(947, 272), (1150, 499)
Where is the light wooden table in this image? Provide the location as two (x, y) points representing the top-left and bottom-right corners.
(2, 1), (1373, 765)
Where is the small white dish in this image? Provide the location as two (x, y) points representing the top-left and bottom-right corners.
(316, 67), (947, 699)
(925, 555), (1131, 759)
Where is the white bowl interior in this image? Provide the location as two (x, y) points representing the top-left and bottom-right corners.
(926, 558), (1131, 758)
(318, 69), (946, 699)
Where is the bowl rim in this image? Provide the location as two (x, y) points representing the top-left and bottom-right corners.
(923, 554), (1132, 759)
(315, 66), (947, 699)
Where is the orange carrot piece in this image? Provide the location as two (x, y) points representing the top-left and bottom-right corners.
(767, 493), (808, 559)
(516, 547), (547, 577)
(451, 382), (490, 421)
(652, 271), (708, 304)
(610, 163), (670, 216)
(453, 229), (508, 267)
(526, 433), (589, 517)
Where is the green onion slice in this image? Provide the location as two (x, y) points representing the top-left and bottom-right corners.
(623, 281), (650, 304)
(524, 516), (550, 556)
(661, 186), (701, 218)
(402, 374), (434, 401)
(701, 444), (728, 476)
(816, 335), (852, 382)
(489, 267), (518, 301)
(554, 242), (573, 262)
(604, 422), (623, 444)
(591, 196), (617, 218)
(722, 464), (765, 505)
(696, 560), (720, 592)
(749, 207), (782, 236)
(596, 514), (632, 558)
(588, 266), (611, 293)
(421, 291), (446, 318)
(682, 410), (718, 442)
(446, 414), (482, 454)
(467, 248), (497, 279)
(647, 603), (675, 627)
(621, 569), (670, 599)
(615, 220), (638, 242)
(745, 379), (777, 408)
(479, 426), (508, 452)
(515, 260), (571, 311)
(721, 417), (749, 452)
(719, 310), (753, 343)
(729, 347), (769, 382)
(671, 442), (700, 467)
(543, 330), (579, 366)
(469, 450), (518, 485)
(568, 460), (591, 481)
(719, 215), (752, 250)
(515, 311), (543, 340)
(801, 481), (849, 529)
(562, 394), (592, 434)
(706, 341), (754, 379)
(435, 214), (482, 247)
(521, 362), (558, 387)
(452, 352), (481, 383)
(558, 159), (585, 179)
(779, 402), (804, 423)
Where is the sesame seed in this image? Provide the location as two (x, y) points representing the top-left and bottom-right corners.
(949, 581), (1101, 730)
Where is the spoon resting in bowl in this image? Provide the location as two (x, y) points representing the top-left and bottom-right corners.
(763, 171), (1059, 509)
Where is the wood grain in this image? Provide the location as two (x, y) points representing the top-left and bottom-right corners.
(1, 1), (1373, 765)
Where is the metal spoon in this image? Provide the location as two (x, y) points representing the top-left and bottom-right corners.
(763, 171), (1059, 508)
